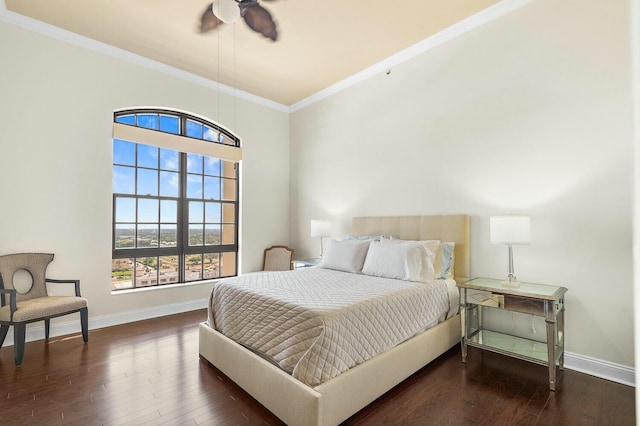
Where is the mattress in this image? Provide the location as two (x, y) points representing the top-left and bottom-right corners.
(207, 267), (458, 387)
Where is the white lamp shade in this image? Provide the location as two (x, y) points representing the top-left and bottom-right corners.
(490, 215), (530, 245)
(212, 0), (240, 23)
(310, 220), (331, 238)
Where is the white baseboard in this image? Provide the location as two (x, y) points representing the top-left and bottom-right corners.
(564, 351), (635, 387)
(1, 298), (208, 349)
(2, 304), (634, 388)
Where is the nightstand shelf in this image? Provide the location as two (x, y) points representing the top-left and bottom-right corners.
(466, 329), (553, 365)
(458, 277), (567, 391)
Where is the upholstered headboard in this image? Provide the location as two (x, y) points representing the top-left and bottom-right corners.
(352, 215), (470, 283)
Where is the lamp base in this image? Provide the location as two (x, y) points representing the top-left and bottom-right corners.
(501, 280), (520, 288)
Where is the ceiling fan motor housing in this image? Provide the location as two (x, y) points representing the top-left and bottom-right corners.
(212, 0), (241, 23)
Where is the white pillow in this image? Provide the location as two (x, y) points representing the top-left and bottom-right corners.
(382, 239), (440, 262)
(317, 239), (371, 273)
(361, 240), (436, 283)
(420, 239), (441, 260)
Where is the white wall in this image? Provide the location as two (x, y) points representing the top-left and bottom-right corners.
(632, 0), (640, 406)
(291, 0), (634, 369)
(0, 20), (290, 328)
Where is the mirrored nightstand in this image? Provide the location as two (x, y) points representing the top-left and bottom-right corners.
(458, 277), (568, 391)
(291, 258), (320, 270)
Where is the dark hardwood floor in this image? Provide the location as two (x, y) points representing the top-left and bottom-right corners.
(0, 310), (634, 425)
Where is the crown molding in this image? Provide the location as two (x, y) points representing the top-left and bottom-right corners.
(1, 0), (532, 114)
(0, 1), (289, 113)
(290, 0), (533, 113)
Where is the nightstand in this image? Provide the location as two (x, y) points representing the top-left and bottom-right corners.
(291, 258), (320, 270)
(458, 277), (568, 391)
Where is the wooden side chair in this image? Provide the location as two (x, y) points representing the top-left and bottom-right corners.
(262, 246), (295, 271)
(0, 253), (88, 365)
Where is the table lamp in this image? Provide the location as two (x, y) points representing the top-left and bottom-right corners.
(490, 215), (530, 287)
(310, 220), (331, 258)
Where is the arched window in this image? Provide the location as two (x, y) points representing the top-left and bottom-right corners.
(111, 108), (241, 291)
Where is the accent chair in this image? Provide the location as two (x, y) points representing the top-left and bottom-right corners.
(262, 246), (295, 271)
(0, 253), (88, 365)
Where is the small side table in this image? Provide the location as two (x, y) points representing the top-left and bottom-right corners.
(458, 277), (568, 391)
(292, 258), (320, 270)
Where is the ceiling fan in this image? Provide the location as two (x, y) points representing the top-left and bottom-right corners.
(200, 0), (279, 41)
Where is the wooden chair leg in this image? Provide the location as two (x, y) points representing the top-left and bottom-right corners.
(14, 322), (26, 366)
(45, 318), (51, 339)
(0, 324), (9, 348)
(80, 307), (88, 343)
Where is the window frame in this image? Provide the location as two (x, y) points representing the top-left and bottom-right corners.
(111, 108), (240, 291)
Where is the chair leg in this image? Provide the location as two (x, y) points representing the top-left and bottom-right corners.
(14, 323), (26, 366)
(45, 318), (50, 340)
(80, 307), (88, 343)
(0, 324), (9, 348)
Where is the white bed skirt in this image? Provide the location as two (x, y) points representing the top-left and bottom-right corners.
(199, 314), (461, 426)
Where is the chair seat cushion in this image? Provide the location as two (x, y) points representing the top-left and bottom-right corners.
(0, 296), (87, 322)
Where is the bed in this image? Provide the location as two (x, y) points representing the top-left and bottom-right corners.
(199, 215), (470, 426)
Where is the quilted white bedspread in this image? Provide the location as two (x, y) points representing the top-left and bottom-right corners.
(208, 268), (457, 387)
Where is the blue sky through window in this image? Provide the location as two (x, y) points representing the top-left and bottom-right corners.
(114, 139), (227, 226)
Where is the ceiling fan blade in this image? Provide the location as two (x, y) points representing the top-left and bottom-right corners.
(200, 3), (223, 33)
(240, 1), (278, 41)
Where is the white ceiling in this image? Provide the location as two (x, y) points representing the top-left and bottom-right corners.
(4, 0), (504, 107)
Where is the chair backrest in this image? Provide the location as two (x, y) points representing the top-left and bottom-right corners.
(0, 253), (54, 303)
(262, 246), (294, 271)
